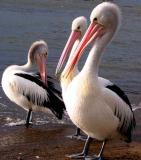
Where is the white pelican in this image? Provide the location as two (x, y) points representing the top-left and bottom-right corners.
(56, 2), (136, 159)
(56, 16), (87, 139)
(57, 16), (117, 140)
(57, 15), (125, 142)
(1, 40), (65, 128)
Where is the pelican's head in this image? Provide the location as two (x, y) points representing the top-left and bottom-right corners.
(72, 16), (87, 37)
(28, 40), (48, 85)
(90, 2), (121, 40)
(55, 16), (87, 76)
(65, 2), (121, 77)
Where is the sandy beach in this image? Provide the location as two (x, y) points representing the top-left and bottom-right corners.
(0, 123), (141, 160)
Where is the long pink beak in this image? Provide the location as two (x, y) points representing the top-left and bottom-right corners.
(36, 54), (48, 86)
(55, 31), (81, 76)
(65, 22), (104, 78)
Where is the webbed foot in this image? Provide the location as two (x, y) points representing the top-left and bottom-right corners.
(85, 155), (104, 160)
(66, 152), (86, 159)
(67, 127), (86, 141)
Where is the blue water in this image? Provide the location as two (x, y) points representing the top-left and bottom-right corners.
(0, 0), (141, 127)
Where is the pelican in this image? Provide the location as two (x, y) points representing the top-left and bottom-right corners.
(56, 16), (87, 139)
(56, 16), (124, 141)
(56, 2), (136, 160)
(1, 40), (65, 128)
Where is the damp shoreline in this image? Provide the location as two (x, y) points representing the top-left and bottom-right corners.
(0, 123), (141, 160)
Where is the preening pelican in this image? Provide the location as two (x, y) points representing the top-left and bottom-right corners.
(56, 16), (87, 139)
(56, 2), (135, 160)
(2, 40), (65, 127)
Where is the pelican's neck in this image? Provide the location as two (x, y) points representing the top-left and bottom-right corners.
(82, 31), (115, 79)
(11, 56), (33, 72)
(82, 41), (103, 78)
(62, 39), (80, 77)
(21, 60), (33, 71)
(20, 50), (35, 71)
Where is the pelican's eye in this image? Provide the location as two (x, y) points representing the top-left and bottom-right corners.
(43, 52), (47, 58)
(93, 17), (97, 22)
(77, 26), (80, 30)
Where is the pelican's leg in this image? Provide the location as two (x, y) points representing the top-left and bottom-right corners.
(25, 109), (32, 128)
(85, 140), (106, 160)
(67, 127), (87, 141)
(66, 136), (92, 159)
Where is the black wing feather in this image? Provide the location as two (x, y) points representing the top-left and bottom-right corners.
(106, 84), (136, 142)
(15, 73), (65, 119)
(33, 72), (61, 95)
(106, 84), (131, 108)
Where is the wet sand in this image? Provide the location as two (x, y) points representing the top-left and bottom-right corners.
(0, 123), (141, 160)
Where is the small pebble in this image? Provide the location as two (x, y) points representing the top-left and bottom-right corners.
(35, 156), (40, 159)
